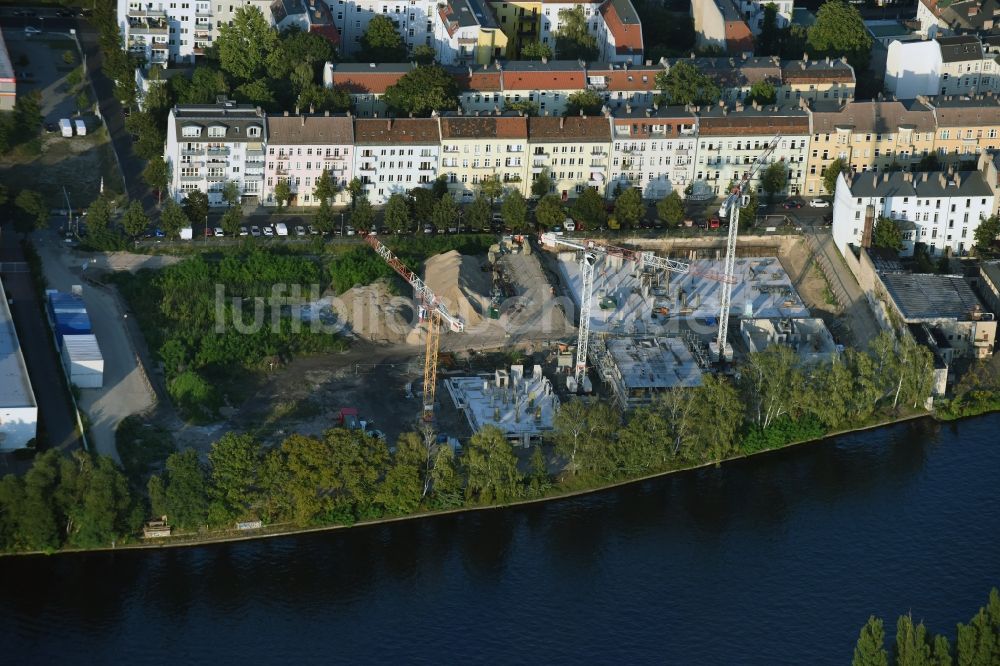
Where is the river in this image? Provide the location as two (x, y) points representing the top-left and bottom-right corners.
(2, 415), (998, 664)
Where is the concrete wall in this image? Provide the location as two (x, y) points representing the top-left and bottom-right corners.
(885, 40), (941, 99)
(691, 0), (726, 51)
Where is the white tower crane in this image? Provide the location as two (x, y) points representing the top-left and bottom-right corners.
(713, 134), (782, 362)
(364, 234), (463, 419)
(541, 233), (689, 391)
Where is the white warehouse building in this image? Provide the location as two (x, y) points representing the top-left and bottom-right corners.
(832, 169), (997, 258)
(0, 279), (38, 451)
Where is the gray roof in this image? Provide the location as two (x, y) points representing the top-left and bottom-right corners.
(441, 0), (499, 30)
(0, 280), (36, 409)
(847, 170), (993, 198)
(881, 273), (987, 321)
(927, 94), (1000, 128)
(173, 103), (266, 143)
(266, 114), (354, 145)
(936, 35), (984, 62)
(809, 99), (936, 134)
(981, 261), (1000, 291)
(330, 62), (415, 73)
(502, 60), (585, 72)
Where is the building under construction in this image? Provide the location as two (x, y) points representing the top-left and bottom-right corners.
(444, 364), (560, 447)
(740, 317), (840, 364)
(590, 335), (706, 410)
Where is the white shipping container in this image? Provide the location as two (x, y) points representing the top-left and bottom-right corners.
(59, 118), (73, 137)
(74, 119), (87, 136)
(61, 334), (104, 388)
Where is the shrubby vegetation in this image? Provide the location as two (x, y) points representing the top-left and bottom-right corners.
(852, 588), (1000, 666)
(112, 250), (347, 421)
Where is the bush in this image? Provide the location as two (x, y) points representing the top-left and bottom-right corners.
(740, 415), (827, 454)
(169, 370), (220, 422)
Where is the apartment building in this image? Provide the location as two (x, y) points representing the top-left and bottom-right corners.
(694, 104), (810, 197)
(928, 94), (1000, 167)
(335, 0), (438, 55)
(916, 0), (1000, 37)
(270, 0), (341, 47)
(437, 115), (530, 200)
(164, 101), (267, 205)
(779, 57), (856, 103)
(0, 28), (16, 111)
(597, 0), (643, 65)
(737, 0), (792, 34)
(690, 0), (753, 55)
(804, 99), (937, 196)
(119, 0), (220, 64)
(527, 116), (611, 200)
(454, 65), (504, 113)
(353, 118), (441, 204)
(492, 59), (586, 115)
(832, 169), (996, 257)
(434, 0), (508, 66)
(323, 62), (417, 117)
(263, 113), (354, 207)
(890, 36), (1000, 99)
(607, 106), (697, 200)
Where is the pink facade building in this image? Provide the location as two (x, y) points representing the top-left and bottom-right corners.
(264, 113), (355, 207)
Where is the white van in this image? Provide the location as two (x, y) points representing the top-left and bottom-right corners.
(59, 118), (73, 137)
(180, 227), (193, 240)
(274, 222), (288, 236)
(563, 218), (576, 232)
(74, 119), (87, 136)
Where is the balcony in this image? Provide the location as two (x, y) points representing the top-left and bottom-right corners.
(207, 174), (225, 182)
(182, 147), (205, 156)
(127, 15), (168, 35)
(245, 160), (264, 169)
(324, 153), (346, 160)
(246, 148), (264, 157)
(180, 175), (203, 181)
(245, 168), (264, 177)
(206, 147), (229, 156)
(275, 167), (288, 176)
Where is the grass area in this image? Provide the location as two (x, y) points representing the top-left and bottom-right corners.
(115, 415), (176, 485)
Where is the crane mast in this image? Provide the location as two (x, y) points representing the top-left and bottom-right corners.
(364, 234), (463, 419)
(714, 134), (781, 361)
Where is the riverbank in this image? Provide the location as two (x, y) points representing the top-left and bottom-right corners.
(1, 408), (948, 558)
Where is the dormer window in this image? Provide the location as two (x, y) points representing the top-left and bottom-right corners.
(247, 126), (261, 138)
(208, 125), (226, 138)
(181, 125), (202, 138)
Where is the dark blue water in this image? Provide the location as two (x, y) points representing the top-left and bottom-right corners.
(2, 415), (998, 664)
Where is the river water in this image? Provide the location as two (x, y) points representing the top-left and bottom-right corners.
(2, 415), (998, 664)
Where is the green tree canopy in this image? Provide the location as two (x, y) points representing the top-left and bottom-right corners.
(520, 41), (552, 60)
(164, 449), (210, 529)
(565, 89), (603, 116)
(852, 616), (888, 666)
(466, 194), (491, 231)
(383, 65), (459, 117)
(172, 67), (229, 105)
(143, 156), (169, 203)
(431, 195), (458, 230)
(872, 217), (904, 251)
(274, 180), (293, 209)
(555, 6), (598, 60)
(412, 44), (436, 65)
(761, 162), (789, 200)
(360, 15), (407, 62)
(122, 201), (150, 239)
(756, 3), (781, 56)
(384, 193), (411, 233)
(535, 194), (565, 228)
(974, 215), (999, 253)
(824, 157), (850, 194)
(217, 6), (279, 82)
(571, 187), (607, 229)
(531, 169), (553, 198)
(208, 433), (262, 523)
(501, 189), (528, 230)
(351, 195), (375, 231)
(746, 80), (777, 105)
(296, 85), (351, 114)
(183, 190), (209, 225)
(313, 168), (339, 205)
(160, 199), (188, 239)
(656, 191), (684, 227)
(655, 61), (721, 106)
(807, 0), (873, 71)
(463, 426), (522, 504)
(14, 190), (48, 232)
(614, 187), (644, 228)
(479, 175), (505, 208)
(408, 187), (436, 222)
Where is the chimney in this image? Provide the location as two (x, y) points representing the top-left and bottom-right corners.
(301, 115), (305, 127)
(803, 52), (809, 63)
(324, 110), (330, 117)
(295, 106), (300, 115)
(922, 171), (929, 182)
(468, 65), (473, 77)
(626, 103), (632, 114)
(560, 117), (565, 128)
(541, 56), (548, 64)
(283, 110), (289, 117)
(387, 119), (392, 130)
(939, 172), (947, 188)
(309, 104), (315, 114)
(735, 102), (744, 112)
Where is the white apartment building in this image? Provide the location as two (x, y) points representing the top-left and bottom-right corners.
(832, 169), (997, 258)
(264, 113), (355, 207)
(886, 36), (1000, 99)
(119, 0), (214, 64)
(335, 0), (437, 55)
(437, 115), (530, 201)
(737, 0), (792, 34)
(527, 116), (611, 201)
(607, 107), (697, 200)
(694, 104), (810, 197)
(164, 101), (267, 205)
(353, 118), (441, 204)
(536, 0), (642, 64)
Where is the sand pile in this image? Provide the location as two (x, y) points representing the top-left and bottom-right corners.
(423, 250), (493, 329)
(331, 280), (416, 344)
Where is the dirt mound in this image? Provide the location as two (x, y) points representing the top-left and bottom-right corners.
(332, 281), (416, 344)
(423, 250), (492, 329)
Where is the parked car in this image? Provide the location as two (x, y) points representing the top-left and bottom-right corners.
(423, 224), (434, 234)
(153, 228), (165, 238)
(307, 225), (319, 235)
(250, 225), (261, 237)
(345, 225), (355, 236)
(262, 226), (274, 237)
(56, 9), (75, 17)
(44, 122), (58, 133)
(782, 200), (803, 209)
(294, 225), (306, 236)
(809, 198), (830, 208)
(24, 26), (41, 35)
(204, 227), (214, 237)
(214, 227), (224, 237)
(708, 216), (721, 229)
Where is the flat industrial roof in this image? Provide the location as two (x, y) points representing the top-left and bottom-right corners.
(0, 279), (37, 409)
(880, 272), (987, 320)
(603, 336), (703, 390)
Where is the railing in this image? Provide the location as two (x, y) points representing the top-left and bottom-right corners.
(207, 147), (229, 156)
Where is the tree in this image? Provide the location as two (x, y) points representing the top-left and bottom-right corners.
(163, 449), (209, 529)
(535, 194), (565, 229)
(740, 191), (759, 228)
(432, 175), (449, 199)
(894, 614), (932, 666)
(296, 85), (351, 114)
(174, 66), (229, 105)
(742, 345), (804, 429)
(73, 456), (135, 548)
(290, 62), (315, 95)
(273, 179), (293, 210)
(566, 89), (603, 117)
(520, 41), (552, 60)
(279, 28), (336, 69)
(313, 168), (339, 205)
(756, 3), (781, 56)
(412, 44), (436, 65)
(360, 15), (407, 63)
(19, 451), (62, 551)
(122, 201), (150, 239)
(351, 196), (374, 232)
(208, 432), (262, 523)
(375, 433), (425, 515)
(571, 187), (607, 229)
(384, 193), (411, 233)
(14, 189), (47, 232)
(505, 100), (540, 117)
(428, 445), (463, 509)
(234, 79), (276, 109)
(614, 187), (644, 228)
(526, 446), (551, 498)
(974, 215), (1000, 253)
(807, 0), (873, 71)
(532, 169), (553, 199)
(183, 190), (209, 226)
(221, 206), (242, 237)
(656, 191), (684, 227)
(408, 187), (436, 223)
(501, 189), (528, 231)
(216, 6), (279, 82)
(823, 157), (850, 194)
(852, 616), (888, 666)
(686, 376), (742, 461)
(383, 65), (459, 117)
(315, 199), (335, 233)
(347, 178), (365, 208)
(746, 80), (776, 105)
(477, 175), (504, 210)
(222, 180), (241, 208)
(555, 6), (598, 60)
(466, 194), (491, 231)
(160, 199), (188, 239)
(760, 162), (789, 201)
(956, 588), (1000, 666)
(872, 217), (904, 251)
(463, 426), (522, 504)
(143, 156), (169, 204)
(432, 195), (458, 231)
(655, 61), (721, 106)
(553, 400), (618, 478)
(0, 475), (23, 552)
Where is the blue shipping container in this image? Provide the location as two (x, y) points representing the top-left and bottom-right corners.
(49, 292), (87, 314)
(54, 311), (92, 338)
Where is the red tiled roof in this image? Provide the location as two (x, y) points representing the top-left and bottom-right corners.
(501, 67), (585, 91)
(440, 116), (529, 139)
(724, 19), (753, 54)
(588, 66), (660, 91)
(528, 116), (611, 141)
(453, 68), (503, 92)
(600, 0), (643, 53)
(330, 68), (414, 95)
(309, 24), (340, 47)
(354, 118), (441, 144)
